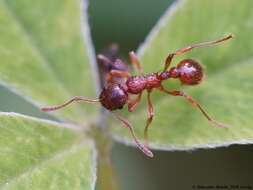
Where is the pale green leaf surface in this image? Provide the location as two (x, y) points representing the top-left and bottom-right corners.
(0, 112), (96, 190)
(0, 0), (97, 122)
(112, 0), (253, 150)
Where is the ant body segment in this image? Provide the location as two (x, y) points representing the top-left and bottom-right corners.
(97, 43), (129, 85)
(41, 35), (233, 158)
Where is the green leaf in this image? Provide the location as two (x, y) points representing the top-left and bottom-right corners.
(0, 112), (96, 189)
(0, 0), (98, 122)
(112, 0), (253, 150)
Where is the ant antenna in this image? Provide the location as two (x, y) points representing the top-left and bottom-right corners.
(112, 112), (154, 158)
(41, 96), (100, 112)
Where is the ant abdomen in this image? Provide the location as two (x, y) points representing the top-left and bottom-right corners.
(99, 84), (128, 110)
(176, 59), (204, 85)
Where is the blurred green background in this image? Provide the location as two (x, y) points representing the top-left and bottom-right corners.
(0, 0), (252, 189)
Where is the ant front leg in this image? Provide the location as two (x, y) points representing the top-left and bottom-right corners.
(97, 54), (113, 69)
(128, 92), (142, 112)
(41, 96), (100, 112)
(111, 112), (154, 158)
(159, 86), (229, 128)
(107, 70), (131, 83)
(129, 51), (143, 74)
(163, 35), (233, 71)
(163, 53), (175, 71)
(144, 90), (154, 146)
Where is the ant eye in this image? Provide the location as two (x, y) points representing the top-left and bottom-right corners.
(177, 59), (203, 85)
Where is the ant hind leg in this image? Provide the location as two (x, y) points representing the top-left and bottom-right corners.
(174, 34), (233, 56)
(163, 35), (233, 71)
(159, 86), (229, 128)
(144, 91), (154, 146)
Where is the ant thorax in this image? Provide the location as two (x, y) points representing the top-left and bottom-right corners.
(126, 75), (146, 94)
(126, 73), (161, 94)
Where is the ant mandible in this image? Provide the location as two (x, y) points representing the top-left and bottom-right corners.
(41, 34), (233, 158)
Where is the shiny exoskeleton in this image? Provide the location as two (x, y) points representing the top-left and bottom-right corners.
(99, 58), (203, 110)
(41, 35), (233, 158)
(99, 84), (128, 110)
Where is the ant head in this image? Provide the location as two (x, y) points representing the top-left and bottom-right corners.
(175, 59), (204, 85)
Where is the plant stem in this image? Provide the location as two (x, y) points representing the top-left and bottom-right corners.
(80, 0), (119, 189)
(92, 119), (119, 190)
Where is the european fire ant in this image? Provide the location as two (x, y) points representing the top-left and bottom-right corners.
(41, 35), (233, 158)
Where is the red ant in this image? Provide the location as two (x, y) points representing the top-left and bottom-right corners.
(41, 35), (233, 158)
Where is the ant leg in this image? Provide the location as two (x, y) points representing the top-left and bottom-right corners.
(128, 93), (142, 112)
(144, 91), (154, 146)
(163, 35), (233, 71)
(129, 51), (143, 74)
(41, 96), (100, 112)
(97, 54), (112, 68)
(111, 112), (154, 158)
(107, 69), (131, 83)
(163, 53), (175, 71)
(159, 86), (229, 128)
(174, 34), (233, 55)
